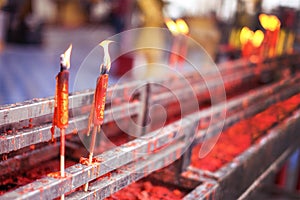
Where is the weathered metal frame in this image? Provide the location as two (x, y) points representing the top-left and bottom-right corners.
(185, 109), (300, 199)
(0, 112), (197, 199)
(0, 53), (299, 199)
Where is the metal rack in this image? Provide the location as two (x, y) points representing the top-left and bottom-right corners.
(0, 53), (300, 199)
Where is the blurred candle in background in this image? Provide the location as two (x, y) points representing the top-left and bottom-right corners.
(176, 18), (189, 67)
(259, 14), (281, 58)
(165, 18), (180, 67)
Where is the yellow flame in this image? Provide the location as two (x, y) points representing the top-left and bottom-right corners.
(252, 30), (264, 47)
(165, 18), (179, 35)
(176, 19), (189, 35)
(259, 14), (281, 31)
(259, 14), (268, 30)
(240, 27), (264, 48)
(61, 44), (72, 69)
(99, 40), (114, 73)
(240, 27), (253, 45)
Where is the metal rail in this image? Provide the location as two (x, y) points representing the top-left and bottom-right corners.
(0, 53), (299, 199)
(184, 109), (300, 199)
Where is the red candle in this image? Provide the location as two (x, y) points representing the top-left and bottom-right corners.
(52, 44), (72, 200)
(93, 74), (109, 126)
(176, 19), (189, 68)
(259, 14), (281, 57)
(165, 18), (180, 67)
(55, 71), (69, 129)
(240, 27), (264, 60)
(52, 45), (72, 140)
(84, 40), (113, 192)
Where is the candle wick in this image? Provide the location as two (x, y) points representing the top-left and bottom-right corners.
(60, 55), (68, 72)
(99, 64), (106, 74)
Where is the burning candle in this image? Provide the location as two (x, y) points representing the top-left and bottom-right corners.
(240, 27), (264, 60)
(165, 18), (190, 68)
(165, 18), (180, 67)
(251, 29), (264, 62)
(175, 19), (189, 68)
(240, 27), (254, 58)
(52, 44), (72, 200)
(84, 40), (113, 192)
(259, 14), (281, 57)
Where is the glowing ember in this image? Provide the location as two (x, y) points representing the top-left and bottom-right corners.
(79, 157), (103, 165)
(191, 93), (300, 172)
(0, 159), (76, 195)
(106, 180), (184, 200)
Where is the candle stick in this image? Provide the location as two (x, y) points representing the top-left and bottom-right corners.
(165, 18), (180, 67)
(240, 27), (253, 58)
(52, 44), (72, 200)
(175, 19), (189, 68)
(259, 14), (281, 58)
(240, 27), (264, 60)
(84, 40), (113, 192)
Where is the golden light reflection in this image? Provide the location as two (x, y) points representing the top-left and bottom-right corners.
(165, 18), (179, 35)
(240, 27), (264, 48)
(252, 30), (264, 47)
(240, 27), (253, 45)
(176, 19), (189, 35)
(259, 14), (281, 31)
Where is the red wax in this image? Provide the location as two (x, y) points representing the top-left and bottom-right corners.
(106, 180), (184, 200)
(0, 159), (76, 195)
(54, 71), (69, 129)
(93, 74), (109, 126)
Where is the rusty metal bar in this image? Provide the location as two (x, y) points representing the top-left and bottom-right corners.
(0, 81), (143, 127)
(0, 53), (299, 199)
(66, 142), (186, 200)
(238, 146), (297, 200)
(1, 71), (299, 155)
(0, 53), (297, 128)
(0, 143), (59, 177)
(183, 147), (297, 200)
(0, 102), (141, 154)
(195, 80), (300, 142)
(0, 115), (196, 200)
(185, 109), (300, 199)
(183, 180), (220, 200)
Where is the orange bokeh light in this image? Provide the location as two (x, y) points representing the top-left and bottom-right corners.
(259, 14), (281, 31)
(252, 30), (264, 47)
(165, 18), (179, 36)
(240, 27), (264, 47)
(176, 19), (189, 35)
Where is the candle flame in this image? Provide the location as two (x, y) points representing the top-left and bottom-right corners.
(252, 30), (264, 47)
(99, 40), (114, 74)
(60, 44), (72, 69)
(259, 14), (281, 31)
(165, 18), (179, 36)
(240, 27), (264, 47)
(176, 19), (189, 35)
(240, 27), (253, 45)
